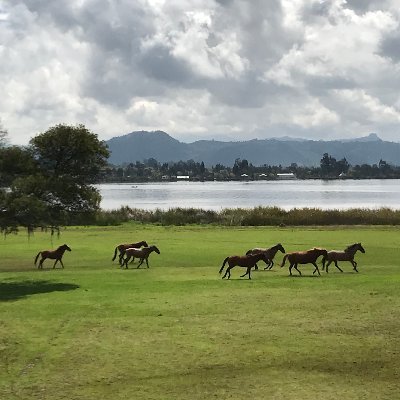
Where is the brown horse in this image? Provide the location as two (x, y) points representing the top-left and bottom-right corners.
(281, 247), (328, 276)
(34, 244), (71, 269)
(219, 253), (270, 280)
(322, 243), (365, 273)
(112, 241), (148, 265)
(246, 243), (285, 270)
(122, 245), (160, 269)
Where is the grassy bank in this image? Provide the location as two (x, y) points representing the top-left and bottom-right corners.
(94, 206), (400, 226)
(1, 224), (399, 399)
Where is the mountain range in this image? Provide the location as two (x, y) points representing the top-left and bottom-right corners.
(106, 131), (400, 167)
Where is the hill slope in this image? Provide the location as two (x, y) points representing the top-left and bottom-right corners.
(106, 131), (400, 166)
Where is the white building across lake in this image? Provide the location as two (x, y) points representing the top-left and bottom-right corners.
(276, 173), (296, 180)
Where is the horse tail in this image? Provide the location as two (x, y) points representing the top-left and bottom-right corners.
(280, 254), (288, 267)
(34, 252), (41, 266)
(112, 246), (118, 261)
(219, 257), (230, 274)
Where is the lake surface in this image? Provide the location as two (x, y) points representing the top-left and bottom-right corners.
(96, 180), (400, 210)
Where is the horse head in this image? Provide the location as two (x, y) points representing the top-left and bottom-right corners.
(62, 244), (72, 252)
(312, 247), (327, 257)
(151, 245), (160, 254)
(277, 243), (285, 253)
(357, 243), (365, 253)
(141, 241), (149, 247)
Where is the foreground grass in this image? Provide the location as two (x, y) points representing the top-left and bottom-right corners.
(1, 224), (399, 400)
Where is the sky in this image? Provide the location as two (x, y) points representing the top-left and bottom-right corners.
(1, 0), (400, 145)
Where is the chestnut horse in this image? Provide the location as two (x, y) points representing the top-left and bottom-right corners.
(219, 253), (270, 280)
(246, 243), (285, 270)
(34, 244), (71, 269)
(112, 241), (148, 265)
(281, 247), (328, 276)
(322, 243), (365, 273)
(122, 245), (160, 269)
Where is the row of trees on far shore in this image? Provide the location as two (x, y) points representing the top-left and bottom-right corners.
(101, 154), (400, 182)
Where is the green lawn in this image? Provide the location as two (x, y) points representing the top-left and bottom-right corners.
(1, 224), (399, 400)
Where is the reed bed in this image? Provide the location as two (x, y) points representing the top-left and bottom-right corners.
(94, 206), (400, 226)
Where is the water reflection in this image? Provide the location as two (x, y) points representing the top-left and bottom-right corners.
(96, 180), (400, 210)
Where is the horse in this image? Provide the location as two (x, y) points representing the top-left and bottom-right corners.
(122, 245), (160, 269)
(34, 244), (72, 269)
(322, 243), (365, 273)
(219, 253), (270, 280)
(245, 243), (286, 270)
(280, 247), (328, 276)
(112, 241), (148, 265)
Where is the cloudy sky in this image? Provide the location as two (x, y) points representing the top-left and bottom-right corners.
(1, 0), (400, 145)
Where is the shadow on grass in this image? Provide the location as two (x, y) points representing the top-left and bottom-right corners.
(0, 280), (80, 301)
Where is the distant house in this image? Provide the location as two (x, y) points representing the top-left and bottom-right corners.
(161, 175), (169, 180)
(276, 173), (296, 180)
(177, 175), (190, 180)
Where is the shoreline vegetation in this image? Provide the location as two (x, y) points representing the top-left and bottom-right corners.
(94, 206), (400, 226)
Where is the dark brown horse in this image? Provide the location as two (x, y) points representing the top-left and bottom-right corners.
(112, 241), (148, 265)
(281, 247), (328, 276)
(322, 243), (365, 273)
(122, 245), (160, 269)
(246, 243), (285, 270)
(219, 253), (270, 280)
(34, 244), (71, 269)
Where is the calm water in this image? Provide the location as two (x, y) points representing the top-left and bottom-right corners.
(96, 180), (400, 210)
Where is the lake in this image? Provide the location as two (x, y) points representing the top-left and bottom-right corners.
(96, 179), (400, 210)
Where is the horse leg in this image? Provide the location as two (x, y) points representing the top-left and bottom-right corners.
(53, 259), (59, 269)
(145, 257), (149, 268)
(240, 267), (252, 279)
(223, 266), (232, 279)
(289, 263), (293, 276)
(268, 260), (274, 270)
(293, 263), (302, 276)
(38, 257), (44, 269)
(130, 257), (135, 264)
(124, 255), (131, 269)
(351, 260), (358, 272)
(119, 252), (124, 266)
(254, 263), (258, 271)
(137, 258), (144, 268)
(334, 261), (343, 272)
(312, 262), (320, 276)
(325, 260), (332, 273)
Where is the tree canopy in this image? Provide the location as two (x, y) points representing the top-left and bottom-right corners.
(0, 124), (109, 234)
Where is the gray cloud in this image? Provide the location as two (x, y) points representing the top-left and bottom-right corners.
(1, 0), (400, 145)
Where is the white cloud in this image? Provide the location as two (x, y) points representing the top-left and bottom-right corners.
(1, 0), (400, 145)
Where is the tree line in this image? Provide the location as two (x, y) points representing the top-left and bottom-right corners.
(101, 153), (400, 182)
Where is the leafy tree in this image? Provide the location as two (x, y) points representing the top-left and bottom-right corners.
(0, 146), (38, 186)
(1, 124), (109, 233)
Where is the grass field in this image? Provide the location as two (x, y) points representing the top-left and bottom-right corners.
(1, 224), (399, 400)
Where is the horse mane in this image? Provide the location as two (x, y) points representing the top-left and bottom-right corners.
(344, 243), (358, 252)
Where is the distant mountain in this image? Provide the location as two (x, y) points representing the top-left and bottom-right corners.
(106, 131), (400, 166)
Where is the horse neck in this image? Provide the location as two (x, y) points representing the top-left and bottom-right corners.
(311, 249), (324, 259)
(269, 246), (280, 256)
(58, 246), (67, 254)
(345, 245), (358, 256)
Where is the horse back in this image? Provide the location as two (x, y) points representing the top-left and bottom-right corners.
(327, 251), (350, 261)
(125, 247), (145, 257)
(287, 251), (319, 264)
